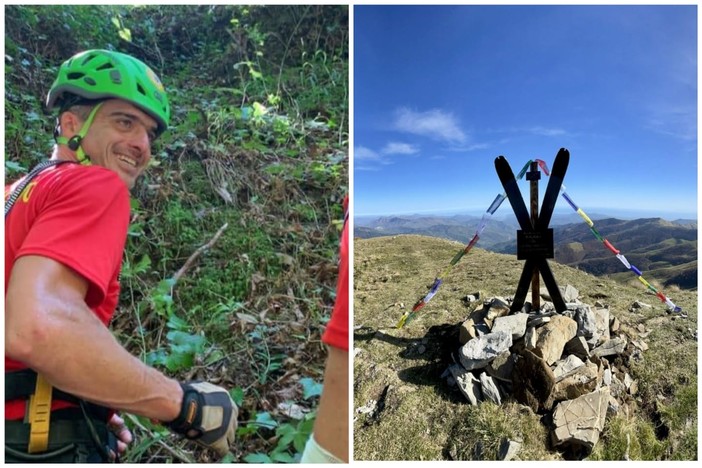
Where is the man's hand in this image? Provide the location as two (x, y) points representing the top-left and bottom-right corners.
(166, 382), (238, 458)
(108, 413), (133, 461)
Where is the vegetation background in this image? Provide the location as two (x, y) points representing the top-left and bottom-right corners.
(5, 4), (348, 463)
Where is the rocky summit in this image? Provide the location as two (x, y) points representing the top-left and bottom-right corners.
(353, 235), (697, 461)
(450, 287), (637, 458)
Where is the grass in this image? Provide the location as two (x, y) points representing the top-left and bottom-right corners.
(354, 234), (697, 461)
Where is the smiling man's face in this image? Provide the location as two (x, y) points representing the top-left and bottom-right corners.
(77, 99), (158, 189)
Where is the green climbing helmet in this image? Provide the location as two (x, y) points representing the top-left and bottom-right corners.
(46, 49), (170, 135)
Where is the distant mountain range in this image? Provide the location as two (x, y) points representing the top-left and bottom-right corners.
(355, 214), (697, 289)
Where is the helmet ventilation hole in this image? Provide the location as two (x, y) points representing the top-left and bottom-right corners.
(83, 77), (97, 86)
(67, 72), (85, 80)
(80, 54), (96, 66)
(110, 70), (122, 84)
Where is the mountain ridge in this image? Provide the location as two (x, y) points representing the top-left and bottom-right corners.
(355, 216), (697, 290)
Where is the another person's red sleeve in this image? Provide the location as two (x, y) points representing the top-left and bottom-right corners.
(321, 205), (349, 350)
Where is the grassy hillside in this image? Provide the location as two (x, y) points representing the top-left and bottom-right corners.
(357, 216), (697, 291)
(554, 218), (697, 290)
(353, 235), (697, 461)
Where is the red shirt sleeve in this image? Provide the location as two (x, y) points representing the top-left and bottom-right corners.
(5, 165), (129, 419)
(322, 201), (349, 350)
(12, 165), (130, 308)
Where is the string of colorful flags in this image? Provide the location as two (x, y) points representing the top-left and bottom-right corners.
(534, 158), (682, 313)
(397, 159), (683, 328)
(397, 160), (532, 328)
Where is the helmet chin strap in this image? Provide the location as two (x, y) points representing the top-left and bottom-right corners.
(55, 102), (103, 165)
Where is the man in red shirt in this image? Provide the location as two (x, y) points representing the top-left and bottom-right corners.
(300, 197), (349, 462)
(5, 50), (236, 462)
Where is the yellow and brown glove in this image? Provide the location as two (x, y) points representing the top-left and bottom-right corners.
(166, 382), (238, 458)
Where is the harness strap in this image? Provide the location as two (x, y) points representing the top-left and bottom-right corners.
(6, 369), (111, 421)
(5, 416), (112, 455)
(4, 160), (77, 218)
(27, 374), (53, 453)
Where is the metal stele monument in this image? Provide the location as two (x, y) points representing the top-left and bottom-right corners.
(397, 148), (683, 328)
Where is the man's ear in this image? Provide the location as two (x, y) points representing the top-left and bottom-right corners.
(58, 111), (83, 138)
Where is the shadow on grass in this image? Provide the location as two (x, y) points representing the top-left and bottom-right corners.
(355, 320), (466, 403)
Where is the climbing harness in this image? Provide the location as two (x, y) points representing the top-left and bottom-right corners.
(5, 369), (115, 462)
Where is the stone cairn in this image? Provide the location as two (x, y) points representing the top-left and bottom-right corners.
(443, 285), (647, 459)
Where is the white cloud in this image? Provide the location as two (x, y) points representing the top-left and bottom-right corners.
(527, 126), (567, 137)
(381, 142), (419, 155)
(446, 142), (490, 152)
(646, 104), (696, 142)
(355, 146), (381, 161)
(393, 108), (467, 143)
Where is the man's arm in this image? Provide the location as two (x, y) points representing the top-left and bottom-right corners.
(5, 254), (182, 422)
(311, 346), (349, 462)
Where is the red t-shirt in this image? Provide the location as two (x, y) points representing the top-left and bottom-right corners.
(5, 163), (130, 419)
(321, 199), (349, 351)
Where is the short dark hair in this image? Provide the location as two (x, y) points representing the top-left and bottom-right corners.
(56, 93), (104, 116)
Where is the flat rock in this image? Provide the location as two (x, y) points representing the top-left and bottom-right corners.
(492, 313), (529, 340)
(552, 358), (602, 401)
(487, 350), (515, 383)
(592, 337), (627, 358)
(459, 331), (513, 371)
(533, 315), (578, 365)
(459, 318), (478, 345)
(563, 284), (580, 303)
(553, 355), (585, 381)
(551, 387), (610, 456)
(527, 315), (551, 328)
(486, 298), (511, 322)
(498, 438), (522, 461)
(449, 364), (482, 405)
(480, 372), (502, 405)
(632, 339), (648, 352)
(512, 348), (556, 412)
(590, 308), (611, 348)
(564, 336), (590, 360)
(632, 300), (653, 310)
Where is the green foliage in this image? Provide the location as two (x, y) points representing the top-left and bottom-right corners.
(240, 378), (322, 463)
(299, 377), (323, 399)
(6, 4), (347, 462)
(145, 315), (209, 372)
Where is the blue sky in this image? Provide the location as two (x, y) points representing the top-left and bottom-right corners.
(354, 5), (697, 219)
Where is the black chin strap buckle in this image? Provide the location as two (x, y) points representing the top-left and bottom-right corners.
(67, 136), (82, 151)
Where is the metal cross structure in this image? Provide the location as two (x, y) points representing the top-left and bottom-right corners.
(494, 148), (570, 313)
